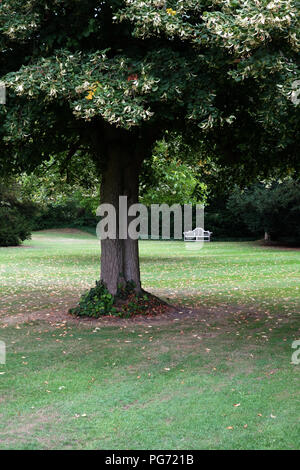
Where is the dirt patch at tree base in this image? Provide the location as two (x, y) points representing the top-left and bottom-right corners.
(0, 296), (274, 329)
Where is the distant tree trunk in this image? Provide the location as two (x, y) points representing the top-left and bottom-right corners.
(99, 136), (143, 296)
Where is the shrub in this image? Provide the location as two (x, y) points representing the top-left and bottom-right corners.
(0, 205), (32, 246)
(0, 179), (36, 246)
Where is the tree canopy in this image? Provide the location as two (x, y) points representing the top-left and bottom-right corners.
(0, 0), (299, 176)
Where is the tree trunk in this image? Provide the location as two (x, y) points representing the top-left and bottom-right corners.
(123, 157), (141, 292)
(100, 139), (142, 296)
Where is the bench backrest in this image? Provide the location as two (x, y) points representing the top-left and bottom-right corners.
(184, 228), (210, 236)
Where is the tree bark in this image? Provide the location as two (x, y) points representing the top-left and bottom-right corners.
(123, 156), (141, 292)
(100, 137), (142, 296)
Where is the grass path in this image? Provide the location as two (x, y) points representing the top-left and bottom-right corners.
(0, 230), (299, 449)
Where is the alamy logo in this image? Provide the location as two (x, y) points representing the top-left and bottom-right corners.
(0, 82), (6, 105)
(0, 341), (6, 365)
(291, 340), (300, 365)
(291, 80), (300, 106)
(96, 197), (206, 250)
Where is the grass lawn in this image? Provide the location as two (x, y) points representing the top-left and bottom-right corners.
(0, 230), (299, 450)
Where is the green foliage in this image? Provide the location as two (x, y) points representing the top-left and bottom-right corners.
(0, 205), (31, 246)
(70, 279), (160, 318)
(204, 183), (257, 239)
(31, 199), (97, 231)
(227, 179), (300, 243)
(140, 138), (207, 206)
(0, 178), (35, 246)
(0, 0), (299, 179)
(19, 155), (100, 208)
(204, 210), (255, 240)
(17, 155), (100, 230)
(69, 280), (117, 318)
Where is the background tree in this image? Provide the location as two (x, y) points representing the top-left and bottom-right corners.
(0, 0), (299, 298)
(227, 179), (300, 243)
(19, 153), (100, 230)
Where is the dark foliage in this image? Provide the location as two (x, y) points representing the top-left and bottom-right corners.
(0, 205), (32, 246)
(227, 180), (300, 244)
(69, 280), (116, 318)
(32, 199), (98, 231)
(0, 180), (36, 246)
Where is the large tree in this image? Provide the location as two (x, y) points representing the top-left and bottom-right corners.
(0, 0), (299, 296)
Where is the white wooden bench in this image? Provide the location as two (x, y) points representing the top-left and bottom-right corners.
(183, 227), (212, 242)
